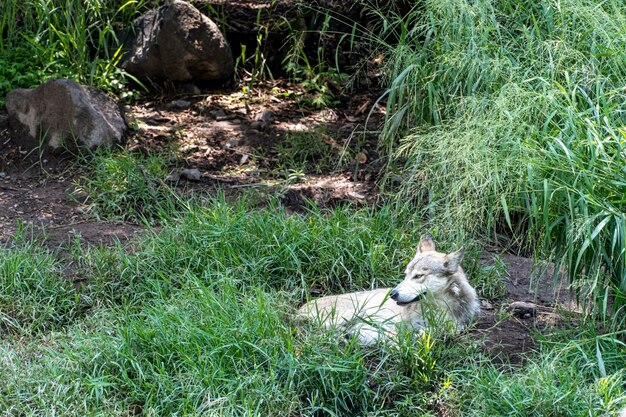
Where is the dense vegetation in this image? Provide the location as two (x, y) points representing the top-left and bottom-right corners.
(0, 0), (149, 103)
(2, 191), (624, 415)
(373, 0), (626, 315)
(1, 0), (626, 415)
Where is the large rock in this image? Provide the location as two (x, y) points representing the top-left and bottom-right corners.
(5, 79), (126, 152)
(121, 0), (234, 82)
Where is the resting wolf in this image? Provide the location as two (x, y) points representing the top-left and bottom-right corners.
(298, 235), (480, 344)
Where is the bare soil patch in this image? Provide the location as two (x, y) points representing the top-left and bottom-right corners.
(473, 254), (574, 364)
(0, 116), (141, 250)
(125, 80), (383, 209)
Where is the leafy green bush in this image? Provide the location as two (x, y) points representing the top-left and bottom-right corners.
(0, 0), (148, 100)
(0, 46), (45, 105)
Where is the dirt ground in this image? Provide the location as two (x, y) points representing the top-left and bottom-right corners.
(0, 80), (575, 365)
(0, 80), (381, 241)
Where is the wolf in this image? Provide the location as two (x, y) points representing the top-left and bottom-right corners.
(298, 235), (480, 344)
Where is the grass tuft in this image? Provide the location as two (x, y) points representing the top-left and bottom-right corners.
(73, 150), (180, 224)
(457, 326), (626, 416)
(0, 228), (83, 335)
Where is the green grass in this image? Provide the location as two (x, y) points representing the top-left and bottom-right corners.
(3, 0), (626, 413)
(526, 114), (626, 315)
(367, 0), (626, 315)
(0, 194), (449, 416)
(73, 150), (181, 224)
(456, 327), (626, 416)
(0, 0), (148, 103)
(82, 195), (421, 304)
(2, 191), (626, 415)
(0, 227), (84, 335)
(465, 253), (508, 301)
(274, 127), (342, 177)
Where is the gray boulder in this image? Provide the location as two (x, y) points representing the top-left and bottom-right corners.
(5, 79), (126, 152)
(121, 0), (234, 82)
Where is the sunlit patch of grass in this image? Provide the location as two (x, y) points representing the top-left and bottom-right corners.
(456, 326), (626, 416)
(0, 199), (465, 416)
(0, 228), (83, 335)
(73, 149), (180, 224)
(80, 195), (420, 306)
(1, 197), (624, 415)
(0, 275), (466, 416)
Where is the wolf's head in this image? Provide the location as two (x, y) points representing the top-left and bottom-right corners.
(390, 235), (466, 306)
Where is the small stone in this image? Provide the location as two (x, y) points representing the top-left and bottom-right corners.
(225, 139), (240, 148)
(180, 83), (201, 95)
(252, 109), (273, 131)
(255, 108), (273, 123)
(507, 301), (537, 318)
(210, 109), (227, 120)
(480, 300), (494, 310)
(165, 172), (180, 182)
(239, 154), (249, 165)
(347, 191), (366, 200)
(255, 109), (272, 121)
(181, 168), (201, 181)
(180, 144), (199, 154)
(170, 99), (192, 109)
(317, 108), (338, 122)
(291, 123), (308, 132)
(0, 172), (5, 178)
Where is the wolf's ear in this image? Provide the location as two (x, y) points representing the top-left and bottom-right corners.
(444, 247), (465, 272)
(417, 234), (436, 253)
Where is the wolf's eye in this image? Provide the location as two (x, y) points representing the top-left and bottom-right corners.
(412, 273), (423, 280)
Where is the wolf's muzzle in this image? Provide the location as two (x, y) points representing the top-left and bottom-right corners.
(390, 289), (423, 306)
